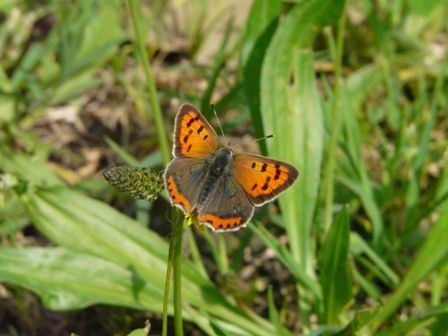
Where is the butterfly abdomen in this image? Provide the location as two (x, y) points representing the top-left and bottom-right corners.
(198, 148), (233, 205)
(198, 174), (218, 205)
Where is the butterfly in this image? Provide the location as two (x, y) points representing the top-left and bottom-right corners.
(163, 104), (299, 232)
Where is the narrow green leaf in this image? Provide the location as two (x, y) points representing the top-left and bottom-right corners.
(339, 88), (384, 246)
(200, 19), (233, 119)
(268, 286), (292, 336)
(369, 202), (448, 330)
(319, 208), (352, 324)
(350, 233), (399, 286)
(376, 301), (448, 336)
(261, 0), (344, 270)
(242, 0), (281, 155)
(250, 222), (321, 298)
(104, 136), (140, 166)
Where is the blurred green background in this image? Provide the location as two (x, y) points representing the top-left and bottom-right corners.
(1, 0), (448, 335)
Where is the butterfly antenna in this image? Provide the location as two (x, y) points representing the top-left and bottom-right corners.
(211, 103), (225, 137)
(231, 134), (274, 149)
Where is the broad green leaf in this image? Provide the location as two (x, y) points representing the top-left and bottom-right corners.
(261, 0), (344, 270)
(127, 328), (148, 336)
(22, 186), (275, 336)
(408, 0), (445, 16)
(3, 152), (63, 187)
(368, 202), (448, 330)
(319, 208), (352, 324)
(0, 0), (20, 12)
(430, 313), (448, 335)
(0, 247), (166, 312)
(242, 0), (281, 155)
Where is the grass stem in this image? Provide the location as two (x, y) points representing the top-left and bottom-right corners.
(128, 2), (181, 335)
(162, 212), (176, 336)
(172, 212), (185, 336)
(128, 0), (170, 165)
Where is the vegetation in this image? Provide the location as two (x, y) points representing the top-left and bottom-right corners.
(1, 0), (447, 335)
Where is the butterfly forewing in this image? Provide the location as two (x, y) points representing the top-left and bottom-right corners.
(232, 154), (299, 206)
(197, 175), (254, 232)
(173, 104), (219, 158)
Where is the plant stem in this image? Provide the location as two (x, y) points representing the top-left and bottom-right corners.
(323, 3), (347, 233)
(128, 0), (170, 165)
(162, 212), (176, 336)
(128, 2), (177, 335)
(172, 211), (185, 336)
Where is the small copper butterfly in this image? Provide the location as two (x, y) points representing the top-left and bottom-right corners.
(164, 104), (299, 232)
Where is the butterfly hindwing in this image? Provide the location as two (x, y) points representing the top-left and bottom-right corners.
(164, 157), (209, 214)
(232, 153), (299, 206)
(198, 175), (254, 232)
(173, 104), (219, 158)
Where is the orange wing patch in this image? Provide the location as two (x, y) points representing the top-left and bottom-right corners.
(199, 213), (243, 231)
(173, 104), (219, 158)
(166, 175), (191, 213)
(233, 154), (299, 205)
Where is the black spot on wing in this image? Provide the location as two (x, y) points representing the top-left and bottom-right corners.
(186, 118), (195, 127)
(274, 169), (281, 180)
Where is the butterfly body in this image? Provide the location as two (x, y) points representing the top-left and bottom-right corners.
(164, 104), (299, 232)
(198, 147), (234, 199)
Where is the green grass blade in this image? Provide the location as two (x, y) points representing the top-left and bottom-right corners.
(242, 0), (281, 155)
(323, 2), (347, 233)
(376, 301), (448, 336)
(267, 286), (292, 336)
(368, 201), (448, 330)
(319, 208), (352, 324)
(250, 222), (321, 298)
(128, 0), (170, 165)
(350, 233), (399, 286)
(200, 19), (233, 120)
(104, 136), (140, 166)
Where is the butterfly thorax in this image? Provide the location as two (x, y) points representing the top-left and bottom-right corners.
(198, 147), (233, 205)
(209, 147), (233, 176)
